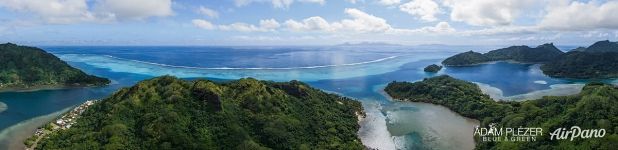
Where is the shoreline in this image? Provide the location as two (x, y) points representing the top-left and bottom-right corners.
(0, 107), (72, 150)
(443, 60), (539, 67)
(0, 84), (109, 93)
(24, 100), (98, 150)
(378, 88), (480, 150)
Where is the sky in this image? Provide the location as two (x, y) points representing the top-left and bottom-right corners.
(0, 0), (617, 46)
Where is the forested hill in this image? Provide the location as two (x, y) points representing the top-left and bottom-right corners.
(541, 40), (618, 79)
(385, 75), (618, 149)
(37, 76), (365, 149)
(442, 43), (564, 66)
(0, 43), (109, 89)
(579, 40), (618, 53)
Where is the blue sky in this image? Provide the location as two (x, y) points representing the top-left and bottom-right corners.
(0, 0), (617, 46)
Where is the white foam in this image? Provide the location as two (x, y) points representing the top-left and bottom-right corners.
(0, 102), (6, 113)
(357, 102), (398, 150)
(534, 80), (548, 84)
(475, 82), (585, 101)
(101, 54), (399, 70)
(58, 53), (446, 82)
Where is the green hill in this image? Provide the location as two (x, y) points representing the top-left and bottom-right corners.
(541, 51), (618, 79)
(581, 40), (618, 53)
(0, 43), (109, 90)
(441, 51), (490, 66)
(385, 75), (618, 149)
(540, 40), (618, 79)
(37, 76), (364, 149)
(442, 43), (564, 66)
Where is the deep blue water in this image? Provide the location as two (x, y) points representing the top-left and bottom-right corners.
(0, 45), (600, 149)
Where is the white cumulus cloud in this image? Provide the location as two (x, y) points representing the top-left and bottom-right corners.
(399, 0), (441, 22)
(193, 19), (282, 32)
(442, 0), (535, 26)
(94, 0), (174, 20)
(284, 8), (392, 33)
(196, 6), (219, 18)
(539, 1), (618, 30)
(192, 19), (215, 30)
(377, 0), (400, 6)
(0, 0), (94, 24)
(234, 0), (324, 9)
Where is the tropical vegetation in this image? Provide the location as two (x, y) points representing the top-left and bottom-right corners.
(0, 43), (109, 90)
(385, 75), (618, 149)
(37, 76), (364, 149)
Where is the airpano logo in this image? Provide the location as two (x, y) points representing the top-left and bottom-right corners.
(550, 126), (606, 141)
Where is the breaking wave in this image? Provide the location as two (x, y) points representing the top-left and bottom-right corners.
(100, 54), (399, 70)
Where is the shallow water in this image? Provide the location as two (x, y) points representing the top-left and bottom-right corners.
(0, 45), (609, 150)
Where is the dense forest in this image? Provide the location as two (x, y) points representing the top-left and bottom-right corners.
(385, 75), (618, 149)
(423, 64), (443, 72)
(540, 40), (618, 79)
(441, 51), (490, 66)
(37, 76), (364, 149)
(442, 43), (563, 66)
(0, 43), (109, 89)
(541, 52), (618, 79)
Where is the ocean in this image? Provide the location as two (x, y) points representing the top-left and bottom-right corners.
(0, 45), (600, 149)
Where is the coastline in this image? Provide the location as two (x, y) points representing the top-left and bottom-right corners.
(0, 107), (72, 150)
(0, 84), (109, 93)
(443, 60), (538, 67)
(378, 88), (479, 150)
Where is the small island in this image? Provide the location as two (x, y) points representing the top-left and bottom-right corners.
(423, 64), (443, 73)
(0, 43), (110, 91)
(384, 75), (618, 149)
(33, 76), (365, 149)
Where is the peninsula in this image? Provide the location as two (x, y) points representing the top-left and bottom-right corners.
(541, 40), (618, 79)
(442, 40), (618, 79)
(384, 75), (618, 149)
(0, 43), (110, 90)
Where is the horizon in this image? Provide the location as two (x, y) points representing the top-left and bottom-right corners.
(0, 0), (616, 46)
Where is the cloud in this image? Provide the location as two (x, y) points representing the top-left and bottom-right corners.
(0, 0), (94, 24)
(299, 0), (325, 5)
(442, 0), (535, 26)
(390, 21), (455, 34)
(193, 19), (281, 32)
(284, 8), (392, 32)
(196, 6), (219, 18)
(219, 23), (261, 32)
(345, 0), (359, 4)
(259, 19), (281, 30)
(0, 0), (174, 24)
(539, 1), (618, 30)
(234, 0), (324, 8)
(399, 0), (441, 22)
(460, 25), (538, 36)
(192, 19), (215, 30)
(94, 0), (174, 20)
(284, 17), (334, 31)
(377, 0), (400, 6)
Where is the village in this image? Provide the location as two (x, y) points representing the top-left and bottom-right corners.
(24, 100), (98, 150)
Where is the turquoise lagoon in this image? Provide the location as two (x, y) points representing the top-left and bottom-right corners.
(0, 45), (603, 149)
